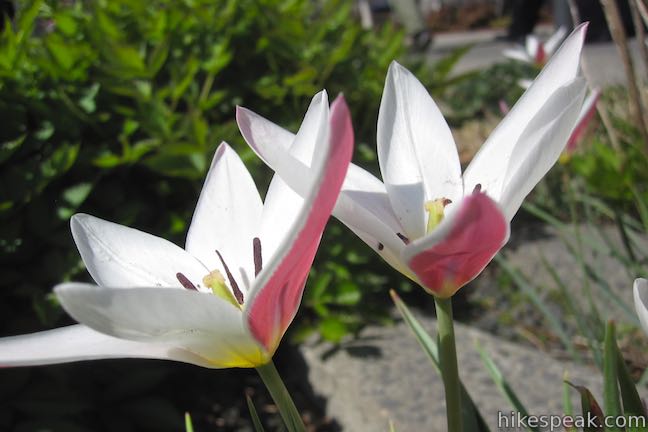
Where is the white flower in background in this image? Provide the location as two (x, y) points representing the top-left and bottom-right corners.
(504, 26), (567, 65)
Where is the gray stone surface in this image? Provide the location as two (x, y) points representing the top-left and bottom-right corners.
(300, 314), (604, 432)
(489, 223), (647, 328)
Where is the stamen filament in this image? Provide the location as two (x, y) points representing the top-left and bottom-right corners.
(215, 250), (244, 305)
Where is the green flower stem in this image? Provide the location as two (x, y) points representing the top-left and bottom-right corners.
(256, 360), (306, 432)
(435, 296), (463, 432)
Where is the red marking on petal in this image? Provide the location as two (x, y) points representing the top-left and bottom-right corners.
(246, 95), (354, 352)
(535, 43), (547, 65)
(408, 193), (508, 298)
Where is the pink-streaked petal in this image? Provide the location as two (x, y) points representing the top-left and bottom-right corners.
(55, 283), (268, 368)
(185, 142), (263, 292)
(0, 325), (214, 368)
(71, 214), (207, 289)
(260, 92), (329, 262)
(634, 278), (648, 336)
(377, 61), (462, 240)
(464, 23), (587, 202)
(236, 91), (328, 168)
(245, 95), (353, 352)
(402, 193), (509, 298)
(565, 88), (600, 153)
(238, 95), (406, 263)
(499, 79), (586, 221)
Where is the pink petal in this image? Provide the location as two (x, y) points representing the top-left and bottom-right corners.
(245, 95), (353, 351)
(405, 193), (508, 298)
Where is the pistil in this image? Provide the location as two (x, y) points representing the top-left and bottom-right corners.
(425, 198), (452, 233)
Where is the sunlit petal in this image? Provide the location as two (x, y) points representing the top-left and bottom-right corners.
(377, 61), (462, 239)
(55, 283), (268, 368)
(186, 142), (263, 291)
(464, 24), (587, 200)
(499, 79), (586, 220)
(71, 214), (207, 289)
(0, 325), (214, 368)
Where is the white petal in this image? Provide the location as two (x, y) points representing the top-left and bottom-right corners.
(338, 164), (406, 253)
(545, 26), (568, 55)
(350, 224), (412, 278)
(499, 79), (586, 220)
(71, 214), (207, 289)
(185, 142), (263, 291)
(634, 278), (648, 336)
(55, 283), (267, 367)
(503, 48), (532, 63)
(260, 92), (329, 261)
(526, 34), (539, 58)
(238, 100), (407, 261)
(377, 61), (462, 239)
(0, 325), (213, 367)
(463, 24), (587, 200)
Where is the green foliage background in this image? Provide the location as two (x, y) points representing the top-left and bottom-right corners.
(0, 0), (425, 430)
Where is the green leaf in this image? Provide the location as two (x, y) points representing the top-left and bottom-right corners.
(603, 321), (622, 431)
(612, 328), (646, 430)
(318, 317), (347, 343)
(78, 83), (100, 114)
(0, 135), (26, 164)
(566, 382), (604, 431)
(390, 290), (490, 432)
(148, 39), (170, 76)
(563, 372), (575, 432)
(246, 394), (266, 432)
(475, 341), (537, 432)
(184, 413), (194, 432)
(334, 281), (361, 306)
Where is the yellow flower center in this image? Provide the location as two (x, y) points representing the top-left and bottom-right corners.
(425, 198), (452, 234)
(203, 270), (241, 309)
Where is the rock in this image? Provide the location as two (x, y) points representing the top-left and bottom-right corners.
(300, 313), (606, 432)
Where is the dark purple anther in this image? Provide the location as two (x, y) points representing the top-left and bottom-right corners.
(253, 237), (262, 277)
(396, 232), (410, 245)
(176, 272), (197, 291)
